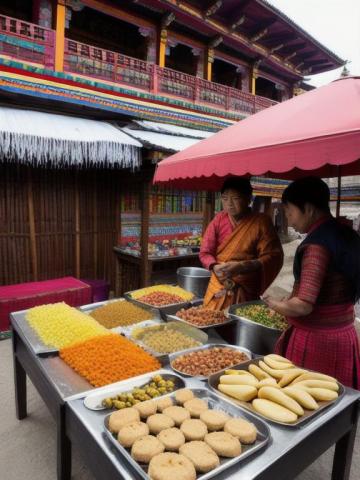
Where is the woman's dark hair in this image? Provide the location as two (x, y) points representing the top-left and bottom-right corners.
(282, 176), (330, 213)
(221, 177), (253, 197)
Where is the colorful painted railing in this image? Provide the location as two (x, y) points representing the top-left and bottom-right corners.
(0, 14), (54, 67)
(0, 15), (277, 116)
(64, 39), (277, 114)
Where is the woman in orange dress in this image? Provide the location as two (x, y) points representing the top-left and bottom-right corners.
(200, 177), (284, 311)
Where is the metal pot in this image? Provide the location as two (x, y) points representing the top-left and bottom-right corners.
(177, 267), (211, 299)
(228, 301), (284, 355)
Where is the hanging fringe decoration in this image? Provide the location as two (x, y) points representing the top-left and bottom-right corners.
(0, 132), (141, 169)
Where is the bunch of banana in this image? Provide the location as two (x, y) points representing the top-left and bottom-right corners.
(217, 354), (339, 424)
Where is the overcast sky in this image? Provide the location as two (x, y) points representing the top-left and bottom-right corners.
(267, 0), (360, 86)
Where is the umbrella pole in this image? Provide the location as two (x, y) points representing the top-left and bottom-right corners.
(336, 171), (341, 218)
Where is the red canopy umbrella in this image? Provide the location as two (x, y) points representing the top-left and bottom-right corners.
(153, 77), (360, 191)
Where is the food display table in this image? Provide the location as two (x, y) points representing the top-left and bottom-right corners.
(11, 304), (360, 480)
(66, 382), (360, 480)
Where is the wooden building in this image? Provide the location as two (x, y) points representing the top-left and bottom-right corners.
(0, 0), (344, 291)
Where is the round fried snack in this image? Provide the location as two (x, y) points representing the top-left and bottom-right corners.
(180, 419), (208, 441)
(156, 396), (173, 413)
(183, 398), (208, 418)
(108, 407), (140, 433)
(179, 441), (220, 473)
(224, 418), (257, 444)
(163, 406), (191, 426)
(199, 410), (229, 431)
(204, 432), (241, 458)
(134, 400), (157, 419)
(147, 414), (175, 435)
(148, 452), (196, 480)
(117, 421), (149, 448)
(175, 388), (194, 405)
(131, 435), (164, 463)
(157, 427), (186, 451)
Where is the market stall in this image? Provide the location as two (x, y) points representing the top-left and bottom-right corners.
(10, 291), (360, 480)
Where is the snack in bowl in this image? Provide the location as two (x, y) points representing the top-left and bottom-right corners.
(235, 304), (288, 330)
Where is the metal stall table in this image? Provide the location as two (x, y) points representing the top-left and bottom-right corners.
(66, 385), (359, 480)
(11, 311), (94, 480)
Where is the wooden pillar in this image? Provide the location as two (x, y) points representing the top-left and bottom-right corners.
(158, 28), (167, 68)
(93, 172), (98, 278)
(75, 171), (81, 278)
(205, 48), (214, 81)
(27, 168), (38, 281)
(202, 192), (215, 233)
(140, 178), (151, 286)
(54, 1), (66, 72)
(250, 66), (258, 95)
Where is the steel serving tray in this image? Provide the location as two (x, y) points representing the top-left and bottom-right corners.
(169, 343), (252, 380)
(80, 297), (160, 320)
(103, 387), (271, 480)
(166, 306), (234, 330)
(124, 288), (193, 319)
(129, 320), (208, 357)
(82, 369), (185, 411)
(208, 357), (345, 428)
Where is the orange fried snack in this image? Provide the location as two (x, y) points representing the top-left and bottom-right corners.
(60, 334), (161, 387)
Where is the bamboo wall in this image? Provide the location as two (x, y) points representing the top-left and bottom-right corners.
(0, 164), (126, 288)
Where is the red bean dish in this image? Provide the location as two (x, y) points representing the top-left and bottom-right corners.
(171, 347), (250, 376)
(176, 306), (228, 327)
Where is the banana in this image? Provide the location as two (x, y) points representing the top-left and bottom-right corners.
(258, 361), (303, 380)
(263, 356), (294, 370)
(266, 354), (293, 364)
(219, 374), (258, 387)
(252, 398), (298, 424)
(218, 384), (258, 402)
(291, 372), (338, 385)
(258, 386), (304, 416)
(300, 387), (338, 402)
(258, 378), (279, 388)
(282, 386), (319, 410)
(249, 363), (270, 380)
(294, 380), (339, 392)
(224, 369), (253, 376)
(278, 369), (306, 387)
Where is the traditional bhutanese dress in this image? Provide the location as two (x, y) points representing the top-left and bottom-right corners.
(275, 216), (360, 389)
(200, 210), (284, 310)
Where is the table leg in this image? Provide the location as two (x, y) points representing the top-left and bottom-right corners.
(57, 405), (72, 480)
(12, 330), (27, 419)
(331, 400), (360, 480)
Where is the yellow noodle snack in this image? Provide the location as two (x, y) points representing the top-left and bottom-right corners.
(138, 326), (201, 354)
(90, 300), (153, 328)
(130, 285), (194, 302)
(60, 334), (161, 387)
(27, 302), (107, 349)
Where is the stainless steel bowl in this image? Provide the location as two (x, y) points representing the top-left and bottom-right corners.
(177, 266), (211, 298)
(228, 301), (285, 355)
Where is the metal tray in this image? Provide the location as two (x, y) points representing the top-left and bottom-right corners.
(208, 357), (345, 428)
(129, 320), (209, 357)
(80, 297), (160, 320)
(124, 288), (193, 319)
(169, 343), (252, 380)
(83, 369), (185, 411)
(103, 387), (271, 480)
(167, 307), (234, 331)
(115, 318), (164, 337)
(228, 301), (286, 332)
(15, 313), (59, 356)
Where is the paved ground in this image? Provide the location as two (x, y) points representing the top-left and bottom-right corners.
(0, 239), (359, 480)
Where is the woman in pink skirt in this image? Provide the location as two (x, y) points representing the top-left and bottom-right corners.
(264, 177), (360, 389)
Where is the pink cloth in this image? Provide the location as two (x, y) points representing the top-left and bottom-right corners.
(0, 277), (91, 332)
(199, 211), (234, 270)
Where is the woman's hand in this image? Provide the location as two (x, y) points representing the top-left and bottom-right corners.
(262, 295), (313, 317)
(219, 260), (261, 277)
